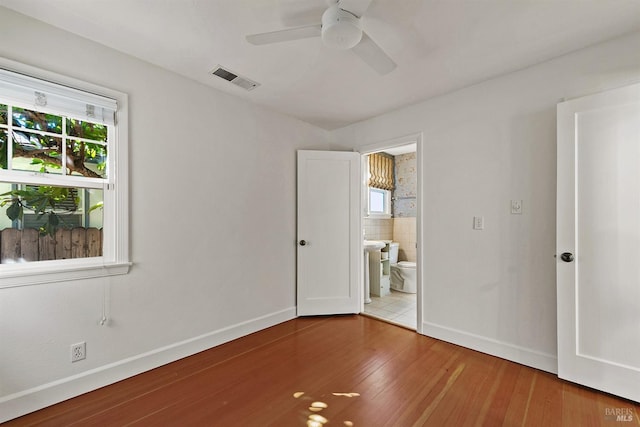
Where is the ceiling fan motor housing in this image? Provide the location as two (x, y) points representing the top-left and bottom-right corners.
(321, 5), (362, 50)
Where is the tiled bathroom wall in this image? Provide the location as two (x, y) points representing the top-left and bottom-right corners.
(364, 218), (393, 240)
(393, 217), (417, 262)
(363, 218), (416, 261)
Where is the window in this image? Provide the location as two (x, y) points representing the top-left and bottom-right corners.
(369, 188), (385, 212)
(368, 187), (391, 216)
(0, 60), (129, 287)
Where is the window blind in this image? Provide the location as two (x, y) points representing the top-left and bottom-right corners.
(0, 68), (117, 125)
(368, 153), (394, 190)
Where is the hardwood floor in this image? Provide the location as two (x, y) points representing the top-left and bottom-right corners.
(4, 316), (639, 426)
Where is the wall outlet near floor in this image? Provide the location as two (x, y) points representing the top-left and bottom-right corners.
(511, 200), (523, 214)
(70, 342), (86, 362)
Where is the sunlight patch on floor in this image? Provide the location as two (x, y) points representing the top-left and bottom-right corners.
(293, 391), (360, 426)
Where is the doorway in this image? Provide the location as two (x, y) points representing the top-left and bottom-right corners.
(358, 134), (422, 332)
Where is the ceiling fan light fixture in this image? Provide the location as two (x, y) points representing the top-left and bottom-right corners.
(321, 5), (362, 50)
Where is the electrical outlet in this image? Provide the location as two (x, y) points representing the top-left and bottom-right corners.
(511, 200), (523, 214)
(70, 342), (86, 362)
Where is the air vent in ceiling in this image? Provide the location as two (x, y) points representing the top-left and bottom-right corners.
(210, 66), (260, 91)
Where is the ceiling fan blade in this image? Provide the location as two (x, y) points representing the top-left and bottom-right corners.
(246, 24), (321, 45)
(278, 0), (326, 27)
(352, 31), (396, 75)
(337, 0), (373, 18)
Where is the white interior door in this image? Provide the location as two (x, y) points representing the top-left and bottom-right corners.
(297, 150), (360, 316)
(557, 82), (640, 403)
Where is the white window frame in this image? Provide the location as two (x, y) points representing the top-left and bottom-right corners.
(367, 187), (391, 218)
(0, 58), (129, 288)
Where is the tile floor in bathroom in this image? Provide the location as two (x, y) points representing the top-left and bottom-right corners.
(364, 290), (417, 330)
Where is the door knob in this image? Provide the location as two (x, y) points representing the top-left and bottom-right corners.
(560, 252), (574, 262)
(299, 240), (307, 246)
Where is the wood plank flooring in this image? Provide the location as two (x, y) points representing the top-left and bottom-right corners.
(4, 315), (639, 426)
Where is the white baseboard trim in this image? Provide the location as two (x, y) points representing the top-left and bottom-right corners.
(421, 321), (558, 374)
(0, 306), (297, 423)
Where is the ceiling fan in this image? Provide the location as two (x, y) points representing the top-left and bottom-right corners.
(246, 0), (396, 75)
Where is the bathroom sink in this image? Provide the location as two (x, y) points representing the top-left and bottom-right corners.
(363, 240), (385, 305)
(364, 240), (385, 251)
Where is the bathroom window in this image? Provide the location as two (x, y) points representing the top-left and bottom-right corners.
(0, 61), (129, 287)
(368, 187), (391, 217)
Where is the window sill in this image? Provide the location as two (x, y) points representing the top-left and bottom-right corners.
(366, 213), (392, 219)
(0, 258), (131, 288)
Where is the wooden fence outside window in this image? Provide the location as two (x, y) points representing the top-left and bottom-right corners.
(0, 228), (103, 263)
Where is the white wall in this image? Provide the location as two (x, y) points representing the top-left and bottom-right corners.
(332, 32), (640, 372)
(0, 8), (330, 421)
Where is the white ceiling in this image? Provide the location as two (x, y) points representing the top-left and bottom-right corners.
(2, 0), (640, 130)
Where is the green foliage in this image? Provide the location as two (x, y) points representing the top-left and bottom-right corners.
(2, 105), (108, 177)
(0, 186), (75, 236)
(0, 130), (6, 170)
(68, 119), (107, 142)
(0, 104), (6, 169)
(12, 107), (62, 134)
(30, 158), (62, 173)
(88, 201), (103, 214)
(1, 104), (108, 235)
(69, 140), (107, 174)
(0, 104), (6, 125)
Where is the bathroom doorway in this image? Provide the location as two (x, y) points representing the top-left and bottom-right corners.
(359, 134), (422, 331)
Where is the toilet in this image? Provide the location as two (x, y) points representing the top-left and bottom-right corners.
(389, 242), (417, 293)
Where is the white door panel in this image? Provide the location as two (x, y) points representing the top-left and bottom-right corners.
(557, 82), (640, 402)
(297, 150), (360, 316)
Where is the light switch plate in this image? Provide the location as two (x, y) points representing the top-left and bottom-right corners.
(473, 216), (484, 230)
